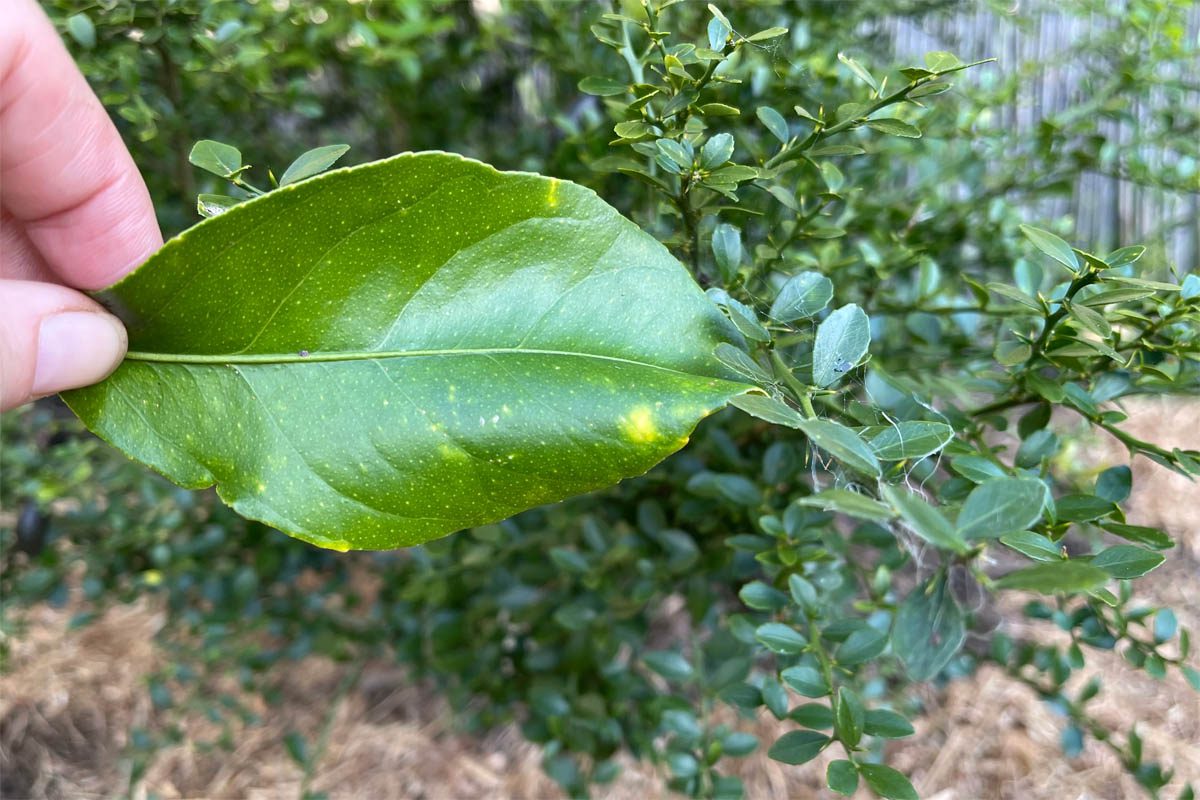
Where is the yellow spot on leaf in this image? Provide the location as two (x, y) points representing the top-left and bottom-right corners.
(323, 539), (352, 553)
(620, 406), (659, 444)
(438, 443), (468, 462)
(256, 481), (267, 493)
(547, 178), (560, 208)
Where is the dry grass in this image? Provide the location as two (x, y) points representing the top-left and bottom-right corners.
(2, 399), (1198, 800)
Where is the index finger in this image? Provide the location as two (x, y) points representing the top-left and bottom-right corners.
(0, 0), (162, 290)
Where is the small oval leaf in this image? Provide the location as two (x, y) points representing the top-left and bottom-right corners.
(279, 144), (351, 186)
(812, 304), (870, 387)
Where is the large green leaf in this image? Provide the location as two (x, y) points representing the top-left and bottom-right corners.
(64, 152), (755, 550)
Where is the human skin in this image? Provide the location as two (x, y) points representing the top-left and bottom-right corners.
(1, 0), (162, 411)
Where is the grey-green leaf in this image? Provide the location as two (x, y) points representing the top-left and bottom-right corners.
(757, 106), (789, 144)
(812, 304), (870, 387)
(769, 271), (833, 322)
(189, 139), (242, 178)
(279, 144), (351, 186)
(881, 485), (967, 553)
(578, 76), (628, 96)
(63, 153), (755, 551)
(1092, 545), (1165, 579)
(993, 561), (1109, 594)
(730, 394), (805, 427)
(865, 118), (921, 138)
(796, 489), (893, 522)
(955, 476), (1047, 539)
(893, 576), (965, 681)
(1019, 224), (1080, 272)
(196, 194), (241, 219)
(794, 418), (881, 478)
(868, 421), (953, 460)
(767, 731), (829, 765)
(66, 13), (96, 49)
(859, 764), (918, 800)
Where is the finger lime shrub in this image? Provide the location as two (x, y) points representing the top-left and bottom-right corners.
(6, 2), (1199, 799)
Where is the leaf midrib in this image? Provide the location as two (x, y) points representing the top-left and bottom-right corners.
(124, 347), (742, 382)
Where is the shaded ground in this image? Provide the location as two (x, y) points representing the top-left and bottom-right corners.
(2, 399), (1198, 799)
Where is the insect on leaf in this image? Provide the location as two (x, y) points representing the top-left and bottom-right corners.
(64, 153), (756, 550)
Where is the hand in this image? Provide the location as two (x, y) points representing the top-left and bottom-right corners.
(1, 0), (162, 412)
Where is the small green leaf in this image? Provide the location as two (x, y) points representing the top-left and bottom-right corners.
(780, 665), (829, 698)
(189, 140), (242, 178)
(767, 730), (829, 765)
(196, 194), (240, 219)
(793, 418), (881, 478)
(859, 763), (918, 800)
(838, 52), (878, 92)
(762, 678), (789, 718)
(1154, 609), (1177, 644)
(1055, 493), (1117, 522)
(790, 703), (834, 728)
(66, 13), (96, 49)
(827, 760), (859, 796)
(578, 76), (628, 96)
(284, 731), (309, 765)
(868, 421), (954, 460)
(700, 133), (735, 169)
(739, 580), (788, 611)
(1019, 224), (1080, 272)
(1106, 245), (1146, 268)
(893, 575), (965, 680)
(1000, 530), (1062, 562)
(1100, 521), (1173, 550)
(1095, 466), (1132, 503)
(714, 345), (772, 384)
(757, 106), (789, 144)
(643, 650), (694, 681)
(756, 622), (808, 654)
(769, 272), (833, 322)
(924, 50), (963, 72)
(834, 686), (865, 747)
(1092, 545), (1165, 579)
(994, 561), (1109, 594)
(613, 120), (653, 139)
(865, 118), (921, 138)
(711, 224), (744, 281)
(956, 477), (1047, 539)
(279, 144), (351, 186)
(812, 304), (871, 388)
(838, 627), (887, 665)
(707, 17), (731, 50)
(700, 102), (741, 117)
(1068, 302), (1112, 340)
(788, 574), (818, 610)
(796, 489), (892, 522)
(881, 485), (967, 553)
(746, 26), (789, 42)
(863, 709), (915, 739)
(730, 394), (806, 427)
(722, 731), (759, 756)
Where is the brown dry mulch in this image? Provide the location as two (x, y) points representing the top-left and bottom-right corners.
(2, 399), (1198, 800)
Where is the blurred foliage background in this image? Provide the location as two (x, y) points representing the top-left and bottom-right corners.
(2, 1), (1198, 798)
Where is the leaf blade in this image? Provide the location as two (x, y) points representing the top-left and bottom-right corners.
(64, 153), (755, 550)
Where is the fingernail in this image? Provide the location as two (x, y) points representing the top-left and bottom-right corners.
(32, 311), (128, 396)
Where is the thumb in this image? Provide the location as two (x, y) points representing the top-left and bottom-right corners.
(0, 279), (127, 411)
